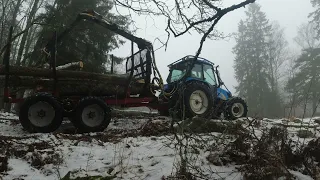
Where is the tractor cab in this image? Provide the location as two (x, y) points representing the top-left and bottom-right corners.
(165, 56), (230, 99)
(166, 56), (217, 86)
(161, 55), (248, 120)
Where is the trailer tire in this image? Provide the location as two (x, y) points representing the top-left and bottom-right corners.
(184, 81), (213, 118)
(71, 97), (111, 133)
(19, 93), (63, 133)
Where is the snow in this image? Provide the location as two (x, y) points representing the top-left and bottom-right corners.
(2, 133), (176, 179)
(5, 159), (50, 180)
(0, 112), (319, 180)
(289, 170), (315, 180)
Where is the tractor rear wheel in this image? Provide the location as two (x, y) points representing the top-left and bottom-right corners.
(184, 81), (213, 118)
(71, 97), (111, 133)
(226, 97), (248, 120)
(19, 93), (63, 133)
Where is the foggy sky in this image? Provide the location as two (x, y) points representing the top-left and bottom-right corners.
(110, 0), (313, 94)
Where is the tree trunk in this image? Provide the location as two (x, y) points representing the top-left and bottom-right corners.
(0, 21), (4, 47)
(312, 92), (318, 115)
(16, 0), (40, 66)
(0, 1), (8, 110)
(11, 0), (22, 28)
(27, 0), (58, 67)
(4, 0), (22, 112)
(21, 26), (37, 66)
(0, 0), (8, 46)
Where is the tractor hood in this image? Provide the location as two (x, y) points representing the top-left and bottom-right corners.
(217, 88), (232, 101)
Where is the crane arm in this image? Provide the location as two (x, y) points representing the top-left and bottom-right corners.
(50, 10), (152, 50)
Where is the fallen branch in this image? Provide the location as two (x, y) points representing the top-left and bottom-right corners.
(276, 123), (319, 129)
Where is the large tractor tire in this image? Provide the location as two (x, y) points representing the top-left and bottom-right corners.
(71, 97), (111, 133)
(19, 93), (63, 133)
(183, 81), (214, 118)
(226, 97), (248, 120)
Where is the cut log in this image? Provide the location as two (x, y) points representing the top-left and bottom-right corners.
(56, 61), (83, 70)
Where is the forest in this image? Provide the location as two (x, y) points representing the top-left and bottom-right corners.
(233, 2), (320, 119)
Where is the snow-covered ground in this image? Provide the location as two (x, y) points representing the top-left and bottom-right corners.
(0, 112), (319, 180)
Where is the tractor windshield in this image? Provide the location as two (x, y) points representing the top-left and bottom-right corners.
(203, 64), (217, 86)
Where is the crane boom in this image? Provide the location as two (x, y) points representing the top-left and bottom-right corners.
(50, 10), (152, 50)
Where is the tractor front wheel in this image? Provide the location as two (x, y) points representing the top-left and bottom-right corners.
(226, 97), (248, 120)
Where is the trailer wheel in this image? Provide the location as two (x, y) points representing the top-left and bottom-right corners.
(184, 81), (213, 118)
(19, 93), (63, 133)
(72, 97), (111, 133)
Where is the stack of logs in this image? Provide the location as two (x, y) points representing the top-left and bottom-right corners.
(0, 62), (144, 97)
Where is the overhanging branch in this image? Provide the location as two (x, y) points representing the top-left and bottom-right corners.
(112, 0), (256, 52)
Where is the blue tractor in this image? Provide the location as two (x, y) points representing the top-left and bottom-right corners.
(159, 55), (248, 120)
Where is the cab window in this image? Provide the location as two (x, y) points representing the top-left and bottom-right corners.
(191, 64), (202, 79)
(169, 69), (185, 82)
(203, 64), (216, 86)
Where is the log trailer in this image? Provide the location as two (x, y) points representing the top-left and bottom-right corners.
(0, 10), (247, 133)
(0, 10), (167, 133)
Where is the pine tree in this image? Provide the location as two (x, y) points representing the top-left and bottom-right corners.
(309, 0), (320, 39)
(26, 0), (130, 73)
(286, 48), (320, 114)
(233, 3), (280, 117)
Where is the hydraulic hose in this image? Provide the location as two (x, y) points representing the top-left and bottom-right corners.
(148, 46), (177, 98)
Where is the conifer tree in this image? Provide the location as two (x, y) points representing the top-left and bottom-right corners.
(27, 0), (130, 73)
(285, 0), (320, 115)
(286, 48), (320, 114)
(233, 3), (285, 117)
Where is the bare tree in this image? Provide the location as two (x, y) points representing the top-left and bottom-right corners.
(16, 0), (42, 66)
(268, 22), (291, 106)
(294, 22), (320, 50)
(113, 0), (256, 63)
(0, 0), (11, 48)
(10, 0), (22, 28)
(267, 22), (289, 93)
(283, 52), (300, 117)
